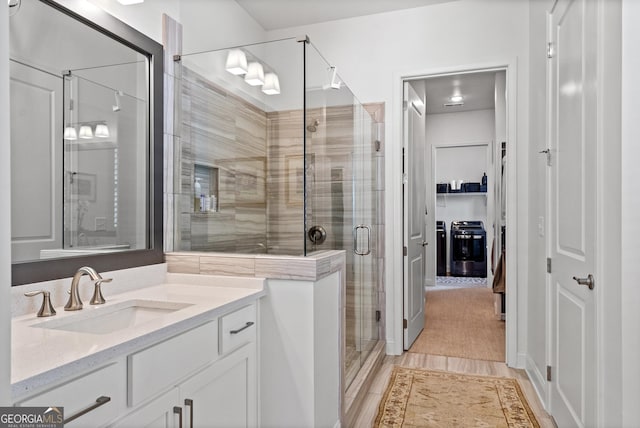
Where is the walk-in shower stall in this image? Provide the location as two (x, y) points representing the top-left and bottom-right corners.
(172, 37), (383, 389)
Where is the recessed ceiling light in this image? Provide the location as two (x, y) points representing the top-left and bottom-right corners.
(117, 0), (144, 5)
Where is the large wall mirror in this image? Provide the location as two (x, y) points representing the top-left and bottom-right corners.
(9, 0), (163, 285)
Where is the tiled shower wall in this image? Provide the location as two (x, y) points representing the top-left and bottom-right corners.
(178, 67), (269, 254)
(175, 67), (381, 260)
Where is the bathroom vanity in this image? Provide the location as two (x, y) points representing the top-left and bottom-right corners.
(11, 273), (264, 427)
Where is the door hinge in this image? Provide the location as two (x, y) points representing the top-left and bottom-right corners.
(539, 148), (552, 166)
(403, 100), (408, 111)
(403, 246), (408, 256)
(547, 42), (554, 59)
(547, 365), (552, 381)
(546, 257), (552, 273)
(403, 318), (408, 329)
(376, 310), (381, 322)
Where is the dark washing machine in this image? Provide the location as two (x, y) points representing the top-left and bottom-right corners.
(450, 221), (487, 277)
(436, 221), (446, 276)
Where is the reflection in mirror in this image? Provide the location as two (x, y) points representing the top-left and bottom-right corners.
(9, 0), (163, 285)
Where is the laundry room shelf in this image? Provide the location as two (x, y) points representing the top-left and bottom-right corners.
(436, 192), (487, 207)
(436, 192), (487, 197)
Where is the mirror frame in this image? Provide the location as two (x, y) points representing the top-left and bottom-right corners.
(11, 0), (164, 286)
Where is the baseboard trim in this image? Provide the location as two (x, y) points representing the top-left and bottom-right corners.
(516, 352), (528, 369)
(525, 355), (549, 412)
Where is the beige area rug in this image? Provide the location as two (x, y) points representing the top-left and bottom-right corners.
(375, 366), (540, 427)
(409, 287), (505, 361)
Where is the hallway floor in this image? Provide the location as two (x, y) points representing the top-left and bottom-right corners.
(349, 353), (555, 427)
(349, 286), (554, 427)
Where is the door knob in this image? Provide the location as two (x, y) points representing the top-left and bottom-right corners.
(421, 241), (429, 246)
(572, 274), (594, 290)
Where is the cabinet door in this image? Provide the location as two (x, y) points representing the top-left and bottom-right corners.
(180, 343), (256, 428)
(110, 390), (179, 428)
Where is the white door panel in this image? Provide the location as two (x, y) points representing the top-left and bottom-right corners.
(10, 61), (63, 261)
(403, 82), (426, 349)
(548, 0), (597, 426)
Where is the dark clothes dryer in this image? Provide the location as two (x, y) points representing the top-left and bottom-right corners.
(436, 221), (446, 276)
(450, 221), (487, 277)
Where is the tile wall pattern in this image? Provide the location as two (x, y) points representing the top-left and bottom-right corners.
(179, 67), (269, 254)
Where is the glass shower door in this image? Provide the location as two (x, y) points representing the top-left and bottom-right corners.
(304, 43), (379, 389)
(352, 104), (379, 383)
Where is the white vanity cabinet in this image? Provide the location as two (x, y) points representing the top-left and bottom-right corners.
(13, 300), (259, 428)
(14, 361), (127, 427)
(111, 302), (258, 428)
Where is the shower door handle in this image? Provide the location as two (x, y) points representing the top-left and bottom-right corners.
(353, 225), (371, 256)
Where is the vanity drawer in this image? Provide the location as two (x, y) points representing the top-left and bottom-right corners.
(128, 321), (217, 407)
(219, 304), (256, 355)
(16, 361), (125, 427)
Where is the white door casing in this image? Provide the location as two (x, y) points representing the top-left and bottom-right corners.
(548, 0), (597, 425)
(403, 81), (426, 349)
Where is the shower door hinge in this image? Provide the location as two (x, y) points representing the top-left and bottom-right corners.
(547, 257), (552, 273)
(376, 310), (381, 322)
(403, 318), (408, 329)
(547, 365), (552, 381)
(403, 246), (408, 256)
(547, 42), (554, 59)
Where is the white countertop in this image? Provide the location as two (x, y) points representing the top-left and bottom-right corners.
(11, 273), (265, 398)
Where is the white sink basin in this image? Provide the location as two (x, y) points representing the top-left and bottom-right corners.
(32, 300), (193, 335)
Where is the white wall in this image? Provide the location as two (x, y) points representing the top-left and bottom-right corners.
(267, 0), (530, 358)
(428, 109), (495, 148)
(0, 0), (11, 405)
(621, 0), (640, 424)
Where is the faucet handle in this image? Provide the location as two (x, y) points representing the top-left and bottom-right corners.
(24, 290), (57, 317)
(90, 278), (112, 305)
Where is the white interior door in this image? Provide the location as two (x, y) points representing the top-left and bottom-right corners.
(403, 82), (426, 349)
(548, 0), (597, 425)
(10, 61), (63, 262)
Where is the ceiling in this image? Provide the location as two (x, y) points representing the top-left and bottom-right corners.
(422, 71), (499, 115)
(235, 0), (457, 31)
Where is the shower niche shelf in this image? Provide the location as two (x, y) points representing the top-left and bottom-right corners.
(194, 163), (219, 213)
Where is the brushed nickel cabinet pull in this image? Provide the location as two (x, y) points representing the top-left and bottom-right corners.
(173, 406), (183, 428)
(185, 399), (194, 428)
(63, 396), (111, 424)
(230, 321), (254, 334)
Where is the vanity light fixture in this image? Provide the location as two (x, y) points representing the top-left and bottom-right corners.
(225, 49), (248, 76)
(78, 125), (94, 139)
(244, 62), (264, 86)
(94, 123), (110, 138)
(262, 72), (280, 95)
(63, 126), (78, 141)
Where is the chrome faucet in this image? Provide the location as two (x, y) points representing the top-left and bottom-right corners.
(64, 266), (112, 311)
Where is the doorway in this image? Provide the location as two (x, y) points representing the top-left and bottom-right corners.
(402, 67), (512, 364)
